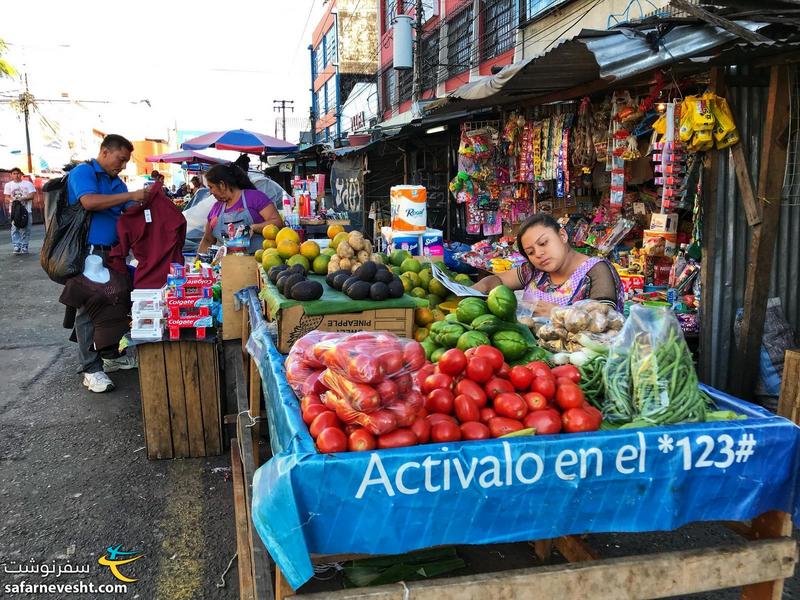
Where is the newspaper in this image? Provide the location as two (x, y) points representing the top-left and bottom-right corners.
(430, 262), (486, 298)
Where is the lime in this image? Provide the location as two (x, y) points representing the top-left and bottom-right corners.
(418, 268), (432, 291)
(312, 254), (331, 275)
(390, 249), (412, 267)
(400, 258), (422, 274)
(428, 279), (448, 298)
(286, 255), (310, 270)
(410, 287), (427, 299)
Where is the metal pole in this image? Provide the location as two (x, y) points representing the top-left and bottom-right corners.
(411, 0), (423, 106)
(23, 73), (32, 173)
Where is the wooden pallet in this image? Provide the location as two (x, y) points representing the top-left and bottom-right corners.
(232, 343), (800, 600)
(138, 340), (222, 459)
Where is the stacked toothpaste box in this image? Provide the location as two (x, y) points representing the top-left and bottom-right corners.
(164, 263), (214, 340)
(131, 288), (167, 340)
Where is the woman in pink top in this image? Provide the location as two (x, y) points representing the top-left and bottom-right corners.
(198, 163), (283, 253)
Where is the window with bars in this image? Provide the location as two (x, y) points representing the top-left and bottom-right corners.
(314, 45), (324, 77)
(385, 0), (397, 28)
(481, 0), (515, 59)
(316, 88), (327, 117)
(398, 67), (413, 103)
(420, 32), (440, 93)
(326, 80), (337, 116)
(446, 6), (473, 79)
(324, 27), (337, 66)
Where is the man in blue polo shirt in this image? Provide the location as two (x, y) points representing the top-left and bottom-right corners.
(67, 134), (146, 393)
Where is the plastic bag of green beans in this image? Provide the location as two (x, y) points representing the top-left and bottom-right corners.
(602, 305), (706, 425)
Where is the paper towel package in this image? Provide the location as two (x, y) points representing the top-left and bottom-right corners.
(382, 227), (443, 257)
(390, 185), (427, 232)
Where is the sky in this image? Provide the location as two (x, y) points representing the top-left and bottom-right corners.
(0, 0), (327, 152)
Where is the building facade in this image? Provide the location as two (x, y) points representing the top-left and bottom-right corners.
(310, 0), (379, 144)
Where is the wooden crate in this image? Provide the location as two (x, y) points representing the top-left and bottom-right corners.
(222, 255), (259, 341)
(138, 340), (222, 459)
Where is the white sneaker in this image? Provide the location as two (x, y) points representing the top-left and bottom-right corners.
(103, 353), (138, 372)
(12, 247), (20, 255)
(83, 371), (115, 393)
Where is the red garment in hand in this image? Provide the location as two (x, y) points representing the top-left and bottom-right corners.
(108, 182), (186, 288)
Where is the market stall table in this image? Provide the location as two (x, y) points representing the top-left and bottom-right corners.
(241, 293), (800, 594)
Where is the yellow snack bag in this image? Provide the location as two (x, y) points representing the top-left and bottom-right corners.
(711, 94), (737, 142)
(691, 96), (715, 131)
(716, 128), (740, 150)
(689, 129), (714, 152)
(679, 98), (695, 142)
(652, 113), (666, 135)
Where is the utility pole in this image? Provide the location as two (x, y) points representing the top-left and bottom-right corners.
(411, 0), (423, 107)
(20, 73), (33, 173)
(273, 99), (294, 140)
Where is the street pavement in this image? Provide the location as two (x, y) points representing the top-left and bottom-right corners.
(0, 226), (238, 599)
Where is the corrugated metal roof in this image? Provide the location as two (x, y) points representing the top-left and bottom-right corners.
(426, 21), (784, 115)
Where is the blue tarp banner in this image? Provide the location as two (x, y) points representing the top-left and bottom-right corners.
(239, 289), (800, 590)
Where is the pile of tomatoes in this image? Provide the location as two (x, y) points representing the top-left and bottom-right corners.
(416, 345), (602, 442)
(298, 342), (601, 454)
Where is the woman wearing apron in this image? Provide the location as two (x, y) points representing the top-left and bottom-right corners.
(472, 214), (623, 317)
(197, 163), (284, 254)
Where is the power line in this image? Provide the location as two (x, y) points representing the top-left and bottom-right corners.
(289, 0), (319, 75)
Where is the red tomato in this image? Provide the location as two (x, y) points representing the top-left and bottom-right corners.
(309, 371), (329, 395)
(523, 409), (562, 434)
(378, 428), (419, 448)
(488, 417), (524, 438)
(431, 421), (462, 442)
(522, 392), (548, 412)
(460, 421), (491, 440)
(387, 402), (418, 427)
(493, 392), (528, 420)
(484, 377), (515, 399)
(300, 393), (322, 413)
(416, 406), (429, 418)
(375, 379), (399, 404)
(403, 342), (427, 372)
(479, 407), (497, 423)
(526, 361), (552, 379)
(464, 347), (478, 359)
(438, 348), (467, 376)
(347, 428), (377, 451)
(455, 379), (488, 408)
(556, 376), (575, 388)
(426, 413), (458, 426)
(380, 350), (405, 377)
(310, 411), (343, 438)
(316, 427), (347, 453)
(395, 373), (413, 394)
(410, 417), (431, 443)
(474, 346), (504, 372)
(465, 356), (494, 383)
(302, 404), (329, 426)
(551, 364), (581, 384)
(531, 376), (556, 400)
(426, 388), (455, 414)
(497, 362), (512, 379)
(454, 395), (480, 423)
(562, 407), (596, 433)
(583, 405), (603, 430)
(422, 372), (454, 394)
(509, 365), (534, 391)
(347, 354), (383, 384)
(361, 409), (397, 436)
(555, 383), (586, 411)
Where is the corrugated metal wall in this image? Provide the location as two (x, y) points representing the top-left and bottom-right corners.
(703, 65), (800, 390)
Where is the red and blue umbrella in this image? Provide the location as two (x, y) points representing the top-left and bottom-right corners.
(145, 150), (224, 165)
(180, 129), (298, 154)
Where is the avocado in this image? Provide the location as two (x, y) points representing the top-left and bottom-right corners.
(289, 263), (307, 276)
(280, 273), (306, 297)
(387, 278), (404, 299)
(342, 276), (360, 294)
(332, 272), (352, 291)
(354, 261), (377, 282)
(374, 268), (393, 284)
(347, 280), (371, 300)
(289, 280), (324, 301)
(369, 282), (389, 301)
(328, 269), (351, 289)
(276, 274), (290, 294)
(269, 265), (289, 284)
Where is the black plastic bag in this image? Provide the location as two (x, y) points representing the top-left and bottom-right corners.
(40, 179), (92, 284)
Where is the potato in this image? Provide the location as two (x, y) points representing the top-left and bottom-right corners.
(362, 239), (372, 255)
(348, 231), (364, 251)
(564, 308), (591, 333)
(370, 253), (383, 264)
(350, 261), (362, 273)
(336, 242), (354, 258)
(356, 250), (370, 263)
(339, 257), (352, 270)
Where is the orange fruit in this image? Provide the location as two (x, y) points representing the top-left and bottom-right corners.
(276, 227), (300, 244)
(414, 327), (430, 342)
(262, 239), (277, 249)
(327, 224), (344, 239)
(300, 240), (320, 260)
(415, 307), (434, 327)
(263, 224), (280, 240)
(277, 240), (299, 259)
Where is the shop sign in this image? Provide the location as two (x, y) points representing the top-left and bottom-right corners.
(331, 156), (363, 216)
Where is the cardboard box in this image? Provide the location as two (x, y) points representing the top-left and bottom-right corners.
(643, 229), (678, 256)
(221, 255), (258, 340)
(649, 212), (679, 234)
(274, 304), (414, 354)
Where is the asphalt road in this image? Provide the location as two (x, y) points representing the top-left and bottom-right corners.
(0, 226), (238, 600)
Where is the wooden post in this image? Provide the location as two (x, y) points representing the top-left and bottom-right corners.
(732, 64), (790, 398)
(231, 438), (256, 600)
(740, 350), (799, 599)
(699, 67), (724, 383)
